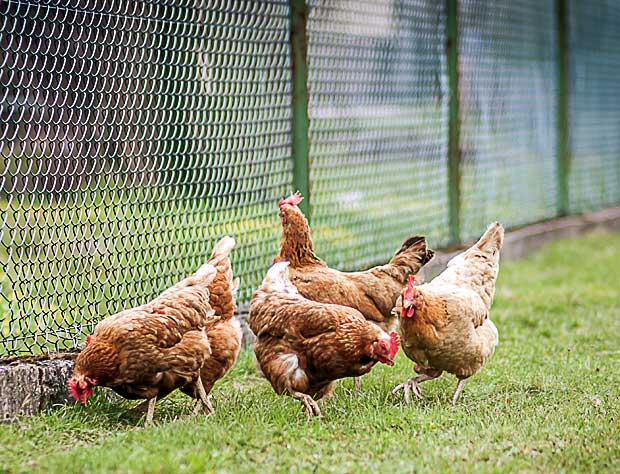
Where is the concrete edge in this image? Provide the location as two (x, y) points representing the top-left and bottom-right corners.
(2, 206), (619, 421)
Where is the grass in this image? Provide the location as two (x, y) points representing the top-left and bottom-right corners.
(1, 232), (620, 473)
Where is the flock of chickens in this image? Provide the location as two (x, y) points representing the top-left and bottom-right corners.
(69, 192), (504, 424)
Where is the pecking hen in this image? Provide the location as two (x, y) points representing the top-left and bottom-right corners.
(249, 261), (399, 418)
(68, 236), (240, 425)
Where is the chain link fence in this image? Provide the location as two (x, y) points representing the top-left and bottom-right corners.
(458, 0), (558, 240)
(1, 0), (293, 355)
(567, 0), (620, 212)
(307, 0), (448, 268)
(2, 0), (619, 357)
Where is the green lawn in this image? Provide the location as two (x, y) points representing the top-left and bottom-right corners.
(1, 232), (619, 473)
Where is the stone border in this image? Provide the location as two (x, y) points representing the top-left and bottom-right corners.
(2, 206), (619, 421)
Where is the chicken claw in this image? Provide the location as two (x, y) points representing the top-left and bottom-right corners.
(291, 391), (322, 418)
(392, 378), (424, 404)
(392, 373), (438, 403)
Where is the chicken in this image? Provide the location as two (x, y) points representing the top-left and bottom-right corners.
(68, 236), (240, 426)
(131, 236), (242, 414)
(392, 222), (503, 404)
(274, 192), (435, 333)
(249, 261), (400, 418)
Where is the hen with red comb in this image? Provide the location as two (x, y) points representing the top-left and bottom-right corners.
(393, 222), (504, 404)
(250, 261), (401, 418)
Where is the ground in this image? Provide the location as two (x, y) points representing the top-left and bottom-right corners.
(1, 232), (619, 473)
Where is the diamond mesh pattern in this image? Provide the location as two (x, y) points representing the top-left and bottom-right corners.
(2, 0), (620, 357)
(0, 0), (292, 356)
(458, 0), (558, 240)
(306, 0), (449, 269)
(567, 1), (620, 211)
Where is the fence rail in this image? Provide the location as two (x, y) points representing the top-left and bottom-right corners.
(2, 0), (620, 357)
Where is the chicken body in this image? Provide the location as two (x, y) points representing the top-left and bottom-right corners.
(249, 262), (399, 417)
(131, 235), (242, 414)
(69, 236), (240, 425)
(393, 222), (503, 404)
(275, 193), (434, 333)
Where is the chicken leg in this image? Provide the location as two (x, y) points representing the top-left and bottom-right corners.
(290, 390), (322, 418)
(192, 376), (213, 416)
(391, 373), (437, 403)
(144, 396), (157, 427)
(353, 377), (361, 391)
(451, 378), (467, 404)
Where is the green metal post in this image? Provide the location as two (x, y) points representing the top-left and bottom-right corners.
(289, 0), (311, 218)
(446, 0), (461, 243)
(555, 0), (570, 215)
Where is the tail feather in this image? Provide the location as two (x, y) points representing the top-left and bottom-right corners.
(194, 263), (217, 285)
(231, 277), (240, 296)
(475, 222), (504, 254)
(208, 236), (236, 266)
(389, 235), (434, 274)
(205, 236), (238, 321)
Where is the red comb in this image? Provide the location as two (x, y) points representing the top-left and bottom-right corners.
(85, 335), (92, 346)
(278, 191), (303, 209)
(407, 275), (416, 287)
(389, 331), (400, 358)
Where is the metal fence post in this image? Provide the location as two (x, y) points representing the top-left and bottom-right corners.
(289, 0), (311, 218)
(446, 0), (462, 243)
(555, 0), (570, 215)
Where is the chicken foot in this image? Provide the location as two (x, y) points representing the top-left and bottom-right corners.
(451, 378), (467, 404)
(353, 377), (361, 391)
(290, 390), (322, 418)
(131, 400), (150, 413)
(391, 373), (437, 403)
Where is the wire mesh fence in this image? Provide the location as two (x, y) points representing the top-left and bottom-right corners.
(307, 0), (449, 269)
(567, 0), (620, 212)
(458, 0), (558, 240)
(1, 0), (619, 357)
(1, 0), (293, 355)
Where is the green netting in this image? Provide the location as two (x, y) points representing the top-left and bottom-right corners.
(306, 0), (449, 269)
(567, 1), (620, 211)
(2, 0), (620, 358)
(458, 0), (558, 240)
(0, 0), (293, 356)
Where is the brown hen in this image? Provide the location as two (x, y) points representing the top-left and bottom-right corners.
(69, 236), (240, 425)
(249, 261), (399, 418)
(392, 222), (503, 404)
(274, 192), (435, 334)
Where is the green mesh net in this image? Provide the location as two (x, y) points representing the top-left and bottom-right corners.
(458, 0), (558, 240)
(307, 0), (449, 269)
(1, 1), (293, 356)
(1, 0), (619, 357)
(567, 0), (620, 211)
